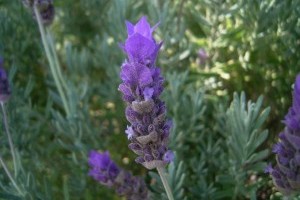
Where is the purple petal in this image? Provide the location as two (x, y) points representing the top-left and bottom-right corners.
(118, 83), (132, 96)
(134, 16), (152, 39)
(144, 154), (154, 162)
(272, 143), (283, 154)
(125, 126), (135, 139)
(88, 151), (111, 171)
(108, 163), (120, 179)
(126, 21), (135, 36)
(124, 33), (157, 64)
(143, 87), (154, 100)
(135, 156), (145, 164)
(283, 108), (300, 130)
(120, 62), (153, 87)
(128, 143), (142, 151)
(284, 131), (300, 150)
(125, 106), (139, 123)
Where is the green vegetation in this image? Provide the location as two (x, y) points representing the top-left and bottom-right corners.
(0, 0), (299, 199)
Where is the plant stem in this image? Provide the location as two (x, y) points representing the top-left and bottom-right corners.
(0, 155), (23, 196)
(47, 31), (69, 92)
(34, 6), (71, 117)
(157, 166), (174, 200)
(1, 102), (17, 175)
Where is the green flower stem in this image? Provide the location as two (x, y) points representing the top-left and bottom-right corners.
(34, 6), (71, 117)
(157, 166), (174, 200)
(1, 102), (17, 175)
(0, 155), (23, 196)
(47, 31), (69, 93)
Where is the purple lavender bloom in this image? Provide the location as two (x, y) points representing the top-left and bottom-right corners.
(267, 75), (300, 195)
(0, 57), (11, 103)
(22, 0), (55, 26)
(88, 150), (149, 200)
(119, 16), (173, 170)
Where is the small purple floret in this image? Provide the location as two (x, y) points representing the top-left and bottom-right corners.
(0, 57), (11, 103)
(88, 150), (149, 199)
(198, 48), (208, 66)
(125, 126), (135, 139)
(163, 150), (174, 162)
(119, 16), (173, 170)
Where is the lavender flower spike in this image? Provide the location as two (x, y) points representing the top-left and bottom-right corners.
(0, 57), (11, 103)
(119, 16), (174, 170)
(88, 150), (149, 200)
(266, 74), (300, 195)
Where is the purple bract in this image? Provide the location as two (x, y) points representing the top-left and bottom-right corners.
(119, 16), (173, 170)
(88, 150), (148, 199)
(267, 74), (300, 195)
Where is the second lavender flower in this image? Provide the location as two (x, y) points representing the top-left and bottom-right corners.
(266, 74), (300, 195)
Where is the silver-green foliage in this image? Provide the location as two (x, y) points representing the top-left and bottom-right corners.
(217, 92), (270, 199)
(0, 65), (51, 200)
(165, 71), (206, 151)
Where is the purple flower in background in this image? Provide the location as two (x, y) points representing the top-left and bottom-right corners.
(119, 16), (174, 170)
(198, 48), (208, 66)
(88, 150), (149, 199)
(266, 74), (300, 195)
(22, 0), (55, 25)
(0, 57), (11, 103)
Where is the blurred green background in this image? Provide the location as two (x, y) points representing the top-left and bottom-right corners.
(0, 0), (299, 199)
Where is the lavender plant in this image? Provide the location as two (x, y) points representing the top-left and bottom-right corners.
(266, 75), (300, 196)
(2, 0), (300, 199)
(119, 16), (174, 200)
